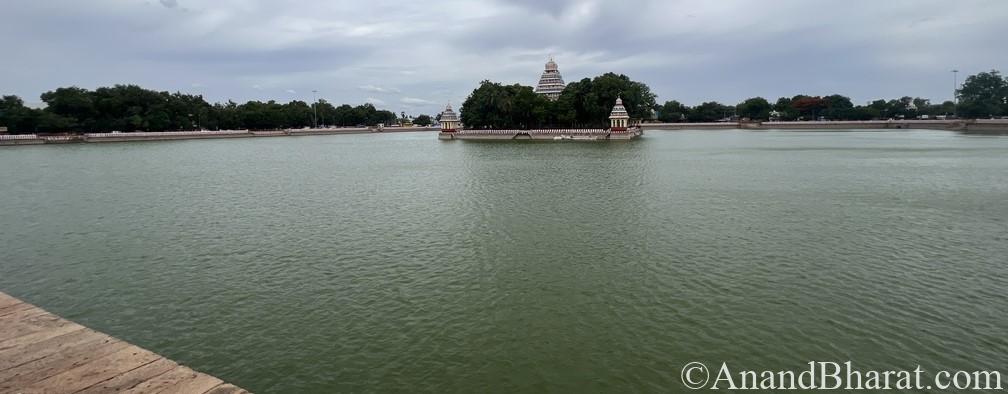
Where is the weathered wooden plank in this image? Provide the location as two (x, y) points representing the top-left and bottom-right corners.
(0, 321), (85, 353)
(0, 311), (74, 345)
(204, 383), (251, 394)
(159, 370), (224, 394)
(0, 293), (22, 310)
(75, 358), (177, 394)
(22, 346), (163, 393)
(0, 336), (126, 390)
(0, 294), (24, 310)
(0, 326), (95, 371)
(0, 307), (58, 328)
(121, 365), (208, 394)
(0, 303), (38, 319)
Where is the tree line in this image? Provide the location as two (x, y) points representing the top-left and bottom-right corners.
(3, 70), (1005, 133)
(460, 69), (1007, 126)
(657, 70), (1007, 122)
(0, 85), (409, 134)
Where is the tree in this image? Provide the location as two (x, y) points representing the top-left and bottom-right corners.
(315, 99), (336, 127)
(935, 100), (956, 117)
(39, 86), (95, 131)
(821, 94), (854, 119)
(958, 70), (1007, 118)
(791, 95), (828, 120)
(284, 100), (313, 128)
(773, 97), (795, 120)
(688, 102), (731, 122)
(0, 95), (39, 133)
(736, 97), (771, 120)
(460, 80), (554, 129)
(413, 114), (432, 126)
(656, 100), (689, 122)
(867, 99), (893, 119)
(555, 72), (657, 128)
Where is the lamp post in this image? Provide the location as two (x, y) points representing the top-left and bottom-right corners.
(951, 69), (959, 105)
(951, 69), (960, 118)
(312, 90), (319, 129)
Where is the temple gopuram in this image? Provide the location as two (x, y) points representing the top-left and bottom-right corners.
(534, 57), (566, 101)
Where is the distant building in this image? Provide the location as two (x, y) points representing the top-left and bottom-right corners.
(534, 57), (566, 101)
(0, 127), (7, 134)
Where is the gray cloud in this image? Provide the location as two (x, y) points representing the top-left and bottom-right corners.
(400, 97), (435, 106)
(1, 0), (1006, 115)
(359, 85), (401, 94)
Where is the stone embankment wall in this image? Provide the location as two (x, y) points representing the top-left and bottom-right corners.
(641, 119), (1008, 132)
(442, 128), (643, 140)
(0, 126), (438, 146)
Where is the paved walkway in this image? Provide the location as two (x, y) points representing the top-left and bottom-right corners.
(0, 292), (248, 393)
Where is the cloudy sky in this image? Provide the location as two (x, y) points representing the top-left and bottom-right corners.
(2, 0), (1006, 114)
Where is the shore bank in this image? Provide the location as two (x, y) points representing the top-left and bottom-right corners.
(4, 120), (1007, 147)
(0, 126), (438, 146)
(641, 119), (1008, 133)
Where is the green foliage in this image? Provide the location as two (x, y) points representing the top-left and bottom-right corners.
(555, 73), (657, 127)
(413, 114), (432, 126)
(687, 102), (732, 122)
(821, 94), (853, 119)
(656, 100), (689, 122)
(773, 97), (795, 120)
(1, 95), (37, 133)
(460, 81), (555, 129)
(461, 72), (656, 129)
(4, 69), (1005, 134)
(0, 85), (399, 133)
(736, 97), (771, 120)
(958, 70), (1008, 118)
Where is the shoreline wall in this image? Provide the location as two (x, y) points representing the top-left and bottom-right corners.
(4, 121), (1007, 146)
(641, 119), (1008, 133)
(0, 127), (439, 146)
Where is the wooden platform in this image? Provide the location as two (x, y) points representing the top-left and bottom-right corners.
(0, 292), (248, 394)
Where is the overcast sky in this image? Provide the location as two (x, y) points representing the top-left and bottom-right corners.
(2, 0), (1006, 114)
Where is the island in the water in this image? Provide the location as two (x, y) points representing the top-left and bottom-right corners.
(437, 57), (649, 141)
(437, 97), (642, 141)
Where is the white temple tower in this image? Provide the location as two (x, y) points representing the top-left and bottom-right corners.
(534, 57), (566, 101)
(609, 97), (630, 132)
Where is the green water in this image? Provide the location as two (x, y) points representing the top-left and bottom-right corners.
(1, 130), (1006, 392)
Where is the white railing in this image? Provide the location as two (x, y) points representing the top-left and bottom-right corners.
(84, 130), (250, 138)
(761, 120), (959, 125)
(644, 122), (735, 126)
(456, 129), (609, 135)
(0, 134), (40, 140)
